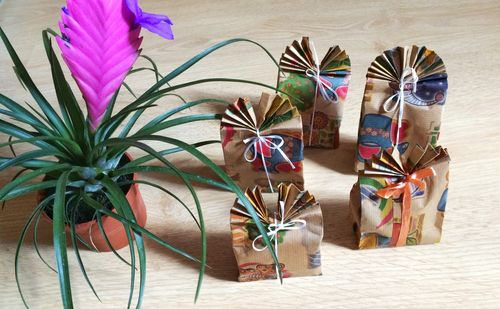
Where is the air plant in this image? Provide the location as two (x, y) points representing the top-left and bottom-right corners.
(0, 0), (283, 307)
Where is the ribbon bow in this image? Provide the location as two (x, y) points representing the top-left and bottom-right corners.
(304, 66), (339, 104)
(382, 67), (419, 147)
(376, 167), (436, 246)
(252, 201), (307, 276)
(243, 129), (295, 193)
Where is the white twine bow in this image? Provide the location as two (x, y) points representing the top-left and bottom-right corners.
(305, 67), (339, 104)
(304, 43), (339, 146)
(243, 129), (295, 193)
(252, 201), (307, 277)
(382, 67), (419, 147)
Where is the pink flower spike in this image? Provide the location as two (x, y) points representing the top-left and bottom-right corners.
(57, 0), (143, 130)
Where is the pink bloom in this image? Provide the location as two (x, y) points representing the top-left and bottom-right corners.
(125, 0), (174, 39)
(57, 0), (172, 130)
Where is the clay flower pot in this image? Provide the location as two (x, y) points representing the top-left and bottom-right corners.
(40, 153), (147, 252)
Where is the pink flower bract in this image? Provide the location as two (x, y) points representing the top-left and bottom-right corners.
(57, 0), (143, 130)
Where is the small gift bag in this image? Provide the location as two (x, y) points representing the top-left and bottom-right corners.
(220, 93), (304, 193)
(278, 37), (351, 148)
(230, 183), (323, 281)
(349, 145), (450, 249)
(355, 45), (448, 171)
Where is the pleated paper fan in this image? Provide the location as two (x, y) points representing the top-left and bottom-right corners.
(279, 37), (351, 77)
(278, 183), (317, 222)
(221, 98), (258, 131)
(367, 45), (447, 82)
(319, 45), (351, 75)
(231, 186), (271, 224)
(221, 95), (300, 133)
(231, 184), (317, 224)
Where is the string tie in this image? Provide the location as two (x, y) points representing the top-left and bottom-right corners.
(252, 201), (307, 276)
(243, 129), (295, 193)
(382, 67), (419, 147)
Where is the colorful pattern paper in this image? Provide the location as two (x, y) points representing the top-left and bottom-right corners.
(355, 45), (448, 171)
(278, 37), (351, 148)
(349, 145), (450, 249)
(221, 93), (304, 192)
(230, 183), (323, 281)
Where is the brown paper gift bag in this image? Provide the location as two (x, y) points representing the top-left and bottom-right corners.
(230, 183), (323, 282)
(277, 37), (351, 148)
(349, 145), (450, 249)
(355, 45), (448, 171)
(220, 93), (304, 193)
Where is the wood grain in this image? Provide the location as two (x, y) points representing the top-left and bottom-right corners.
(1, 0), (499, 308)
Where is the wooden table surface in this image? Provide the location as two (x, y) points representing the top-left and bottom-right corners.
(1, 0), (499, 308)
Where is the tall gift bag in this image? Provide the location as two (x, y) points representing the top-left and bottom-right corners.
(355, 45), (448, 171)
(278, 37), (351, 148)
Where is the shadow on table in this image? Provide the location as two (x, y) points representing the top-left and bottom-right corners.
(0, 197), (358, 282)
(304, 136), (357, 175)
(320, 197), (357, 250)
(148, 198), (358, 283)
(0, 191), (54, 246)
(149, 228), (238, 282)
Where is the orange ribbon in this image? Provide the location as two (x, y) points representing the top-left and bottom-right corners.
(376, 167), (436, 247)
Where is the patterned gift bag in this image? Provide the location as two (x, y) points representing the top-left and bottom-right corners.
(355, 45), (448, 171)
(349, 145), (450, 249)
(230, 183), (323, 282)
(278, 37), (351, 148)
(221, 93), (304, 193)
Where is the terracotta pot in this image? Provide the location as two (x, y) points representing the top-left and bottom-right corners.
(40, 153), (147, 252)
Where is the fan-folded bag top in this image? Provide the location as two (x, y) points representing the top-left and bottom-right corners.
(350, 145), (450, 249)
(220, 93), (304, 193)
(230, 183), (323, 282)
(278, 37), (351, 148)
(355, 45), (448, 171)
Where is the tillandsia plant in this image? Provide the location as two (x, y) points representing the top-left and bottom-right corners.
(0, 0), (286, 307)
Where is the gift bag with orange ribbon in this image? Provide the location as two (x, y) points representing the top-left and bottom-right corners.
(221, 93), (304, 193)
(355, 45), (448, 171)
(230, 183), (323, 282)
(277, 37), (351, 148)
(349, 145), (450, 249)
